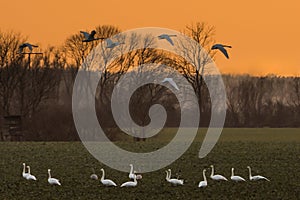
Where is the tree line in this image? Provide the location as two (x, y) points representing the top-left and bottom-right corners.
(0, 23), (299, 141)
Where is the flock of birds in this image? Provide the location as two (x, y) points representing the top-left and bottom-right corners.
(18, 29), (232, 59)
(22, 163), (269, 188)
(18, 30), (232, 92)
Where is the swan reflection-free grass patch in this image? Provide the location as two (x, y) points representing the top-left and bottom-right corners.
(0, 128), (299, 199)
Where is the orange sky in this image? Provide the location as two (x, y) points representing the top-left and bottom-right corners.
(1, 0), (300, 76)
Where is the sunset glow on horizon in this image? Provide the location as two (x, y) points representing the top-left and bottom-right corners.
(1, 0), (300, 76)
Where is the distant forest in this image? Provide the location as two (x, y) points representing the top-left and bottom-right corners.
(0, 24), (299, 141)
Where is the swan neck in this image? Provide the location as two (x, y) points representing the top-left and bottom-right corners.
(27, 167), (31, 174)
(166, 171), (169, 180)
(210, 166), (214, 176)
(130, 165), (133, 174)
(23, 164), (26, 174)
(48, 171), (51, 178)
(248, 167), (252, 178)
(203, 170), (207, 181)
(231, 168), (234, 176)
(101, 170), (105, 181)
(168, 170), (171, 179)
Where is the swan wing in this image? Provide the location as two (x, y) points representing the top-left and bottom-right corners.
(102, 179), (117, 186)
(212, 175), (228, 181)
(198, 181), (207, 188)
(80, 31), (90, 40)
(168, 79), (179, 90)
(165, 36), (174, 46)
(231, 176), (246, 182)
(106, 38), (113, 48)
(252, 175), (270, 181)
(26, 174), (37, 181)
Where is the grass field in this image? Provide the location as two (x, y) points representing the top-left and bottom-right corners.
(0, 128), (300, 199)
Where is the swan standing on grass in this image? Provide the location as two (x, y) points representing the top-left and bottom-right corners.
(26, 166), (37, 181)
(100, 169), (117, 186)
(129, 164), (135, 179)
(106, 38), (124, 49)
(22, 163), (29, 179)
(211, 44), (232, 59)
(166, 169), (184, 186)
(158, 34), (177, 46)
(247, 166), (270, 181)
(230, 168), (246, 182)
(162, 78), (179, 90)
(48, 169), (61, 186)
(80, 30), (105, 42)
(120, 176), (137, 187)
(210, 165), (228, 181)
(198, 169), (208, 188)
(90, 168), (98, 180)
(18, 43), (38, 53)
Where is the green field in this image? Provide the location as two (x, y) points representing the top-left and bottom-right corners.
(0, 128), (300, 199)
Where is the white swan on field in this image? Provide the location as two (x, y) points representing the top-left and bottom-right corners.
(247, 166), (270, 181)
(166, 169), (184, 185)
(230, 168), (246, 182)
(18, 43), (38, 53)
(22, 163), (29, 179)
(211, 44), (232, 59)
(158, 34), (177, 46)
(210, 165), (228, 181)
(129, 164), (135, 179)
(106, 38), (124, 48)
(100, 168), (117, 186)
(90, 168), (98, 180)
(120, 176), (137, 187)
(198, 169), (208, 188)
(80, 30), (105, 42)
(26, 166), (37, 181)
(162, 78), (179, 90)
(48, 169), (61, 186)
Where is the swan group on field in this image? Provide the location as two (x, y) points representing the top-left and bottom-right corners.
(21, 162), (269, 188)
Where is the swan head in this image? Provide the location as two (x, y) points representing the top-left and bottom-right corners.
(129, 164), (133, 167)
(27, 166), (30, 169)
(48, 169), (51, 172)
(91, 30), (96, 34)
(168, 169), (171, 172)
(23, 163), (25, 166)
(210, 165), (213, 168)
(203, 169), (206, 172)
(100, 168), (104, 171)
(247, 166), (250, 169)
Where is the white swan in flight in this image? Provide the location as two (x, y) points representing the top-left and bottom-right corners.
(100, 168), (117, 186)
(166, 169), (184, 185)
(26, 166), (37, 181)
(48, 169), (61, 186)
(80, 30), (105, 42)
(120, 176), (137, 187)
(106, 38), (124, 49)
(158, 34), (177, 46)
(22, 163), (29, 179)
(162, 78), (179, 90)
(247, 166), (270, 181)
(198, 169), (208, 188)
(211, 44), (232, 59)
(90, 168), (98, 180)
(230, 168), (246, 182)
(210, 165), (228, 181)
(18, 43), (38, 53)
